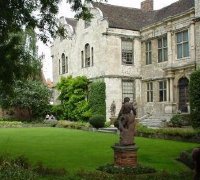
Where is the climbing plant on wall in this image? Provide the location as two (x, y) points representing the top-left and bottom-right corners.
(88, 81), (106, 119)
(189, 69), (200, 128)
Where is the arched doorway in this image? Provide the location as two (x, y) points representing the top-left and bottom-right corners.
(178, 77), (189, 112)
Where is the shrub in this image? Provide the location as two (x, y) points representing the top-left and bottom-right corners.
(169, 115), (183, 127)
(177, 149), (194, 169)
(56, 120), (91, 130)
(97, 164), (156, 175)
(89, 115), (105, 128)
(88, 81), (106, 119)
(190, 69), (200, 128)
(0, 121), (23, 128)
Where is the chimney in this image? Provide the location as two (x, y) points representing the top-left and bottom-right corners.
(141, 0), (153, 12)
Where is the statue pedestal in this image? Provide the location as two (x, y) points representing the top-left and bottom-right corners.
(112, 144), (138, 168)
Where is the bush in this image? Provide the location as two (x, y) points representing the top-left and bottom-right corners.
(88, 81), (106, 119)
(190, 69), (200, 128)
(97, 164), (156, 175)
(177, 149), (195, 169)
(89, 115), (105, 128)
(169, 115), (183, 127)
(56, 120), (91, 130)
(0, 121), (23, 128)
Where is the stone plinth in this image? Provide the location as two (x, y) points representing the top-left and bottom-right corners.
(112, 144), (138, 168)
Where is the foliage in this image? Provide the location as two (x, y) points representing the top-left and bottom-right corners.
(97, 164), (156, 175)
(88, 81), (106, 118)
(89, 115), (105, 128)
(56, 76), (91, 121)
(51, 104), (64, 120)
(56, 120), (91, 129)
(189, 69), (200, 128)
(0, 121), (23, 128)
(169, 115), (183, 127)
(136, 124), (200, 142)
(7, 80), (51, 119)
(0, 0), (106, 95)
(168, 114), (191, 127)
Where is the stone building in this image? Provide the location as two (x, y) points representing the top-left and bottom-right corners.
(51, 0), (200, 127)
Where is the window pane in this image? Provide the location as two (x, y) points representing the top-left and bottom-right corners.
(158, 49), (162, 62)
(163, 48), (168, 61)
(183, 31), (188, 41)
(163, 37), (167, 47)
(158, 39), (162, 48)
(177, 32), (182, 43)
(177, 44), (182, 59)
(183, 42), (189, 57)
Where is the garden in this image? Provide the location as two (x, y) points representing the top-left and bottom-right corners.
(0, 72), (199, 179)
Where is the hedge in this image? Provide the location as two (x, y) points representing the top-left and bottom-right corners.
(88, 81), (106, 118)
(190, 69), (200, 128)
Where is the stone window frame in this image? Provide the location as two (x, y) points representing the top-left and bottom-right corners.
(147, 82), (153, 102)
(61, 53), (66, 74)
(146, 41), (152, 65)
(176, 30), (189, 59)
(85, 43), (90, 67)
(121, 38), (134, 65)
(159, 80), (167, 102)
(82, 44), (94, 68)
(158, 35), (168, 63)
(122, 80), (135, 103)
(61, 53), (68, 74)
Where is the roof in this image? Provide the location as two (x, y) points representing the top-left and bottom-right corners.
(92, 0), (195, 31)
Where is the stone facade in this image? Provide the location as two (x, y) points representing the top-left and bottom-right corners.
(51, 0), (200, 126)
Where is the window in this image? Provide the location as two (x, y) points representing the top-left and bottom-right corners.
(66, 56), (68, 73)
(81, 51), (84, 68)
(59, 59), (61, 75)
(91, 47), (94, 66)
(146, 41), (152, 64)
(176, 30), (189, 59)
(85, 44), (90, 67)
(159, 81), (167, 102)
(121, 39), (133, 65)
(122, 80), (135, 102)
(61, 53), (65, 74)
(147, 82), (153, 102)
(61, 53), (68, 74)
(158, 36), (168, 62)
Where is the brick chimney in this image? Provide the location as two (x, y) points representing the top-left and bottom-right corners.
(141, 0), (153, 12)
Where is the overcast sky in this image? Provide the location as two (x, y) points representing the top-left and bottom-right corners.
(40, 0), (178, 81)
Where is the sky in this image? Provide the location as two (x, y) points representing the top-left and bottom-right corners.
(39, 0), (178, 81)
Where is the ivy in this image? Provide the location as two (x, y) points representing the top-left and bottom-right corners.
(88, 81), (106, 118)
(189, 69), (200, 128)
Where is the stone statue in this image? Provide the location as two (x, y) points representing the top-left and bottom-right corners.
(110, 100), (116, 117)
(117, 97), (136, 146)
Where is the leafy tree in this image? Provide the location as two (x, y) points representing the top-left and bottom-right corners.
(10, 80), (51, 119)
(56, 76), (91, 121)
(0, 0), (105, 92)
(189, 69), (200, 128)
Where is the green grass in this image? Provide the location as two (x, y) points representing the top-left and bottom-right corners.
(0, 128), (198, 173)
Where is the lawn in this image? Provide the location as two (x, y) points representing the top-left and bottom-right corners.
(0, 127), (198, 173)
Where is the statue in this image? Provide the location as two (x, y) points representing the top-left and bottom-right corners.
(110, 100), (116, 117)
(117, 97), (136, 146)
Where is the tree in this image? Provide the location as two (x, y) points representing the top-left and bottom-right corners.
(56, 76), (91, 121)
(9, 80), (51, 119)
(189, 69), (200, 128)
(0, 0), (106, 92)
